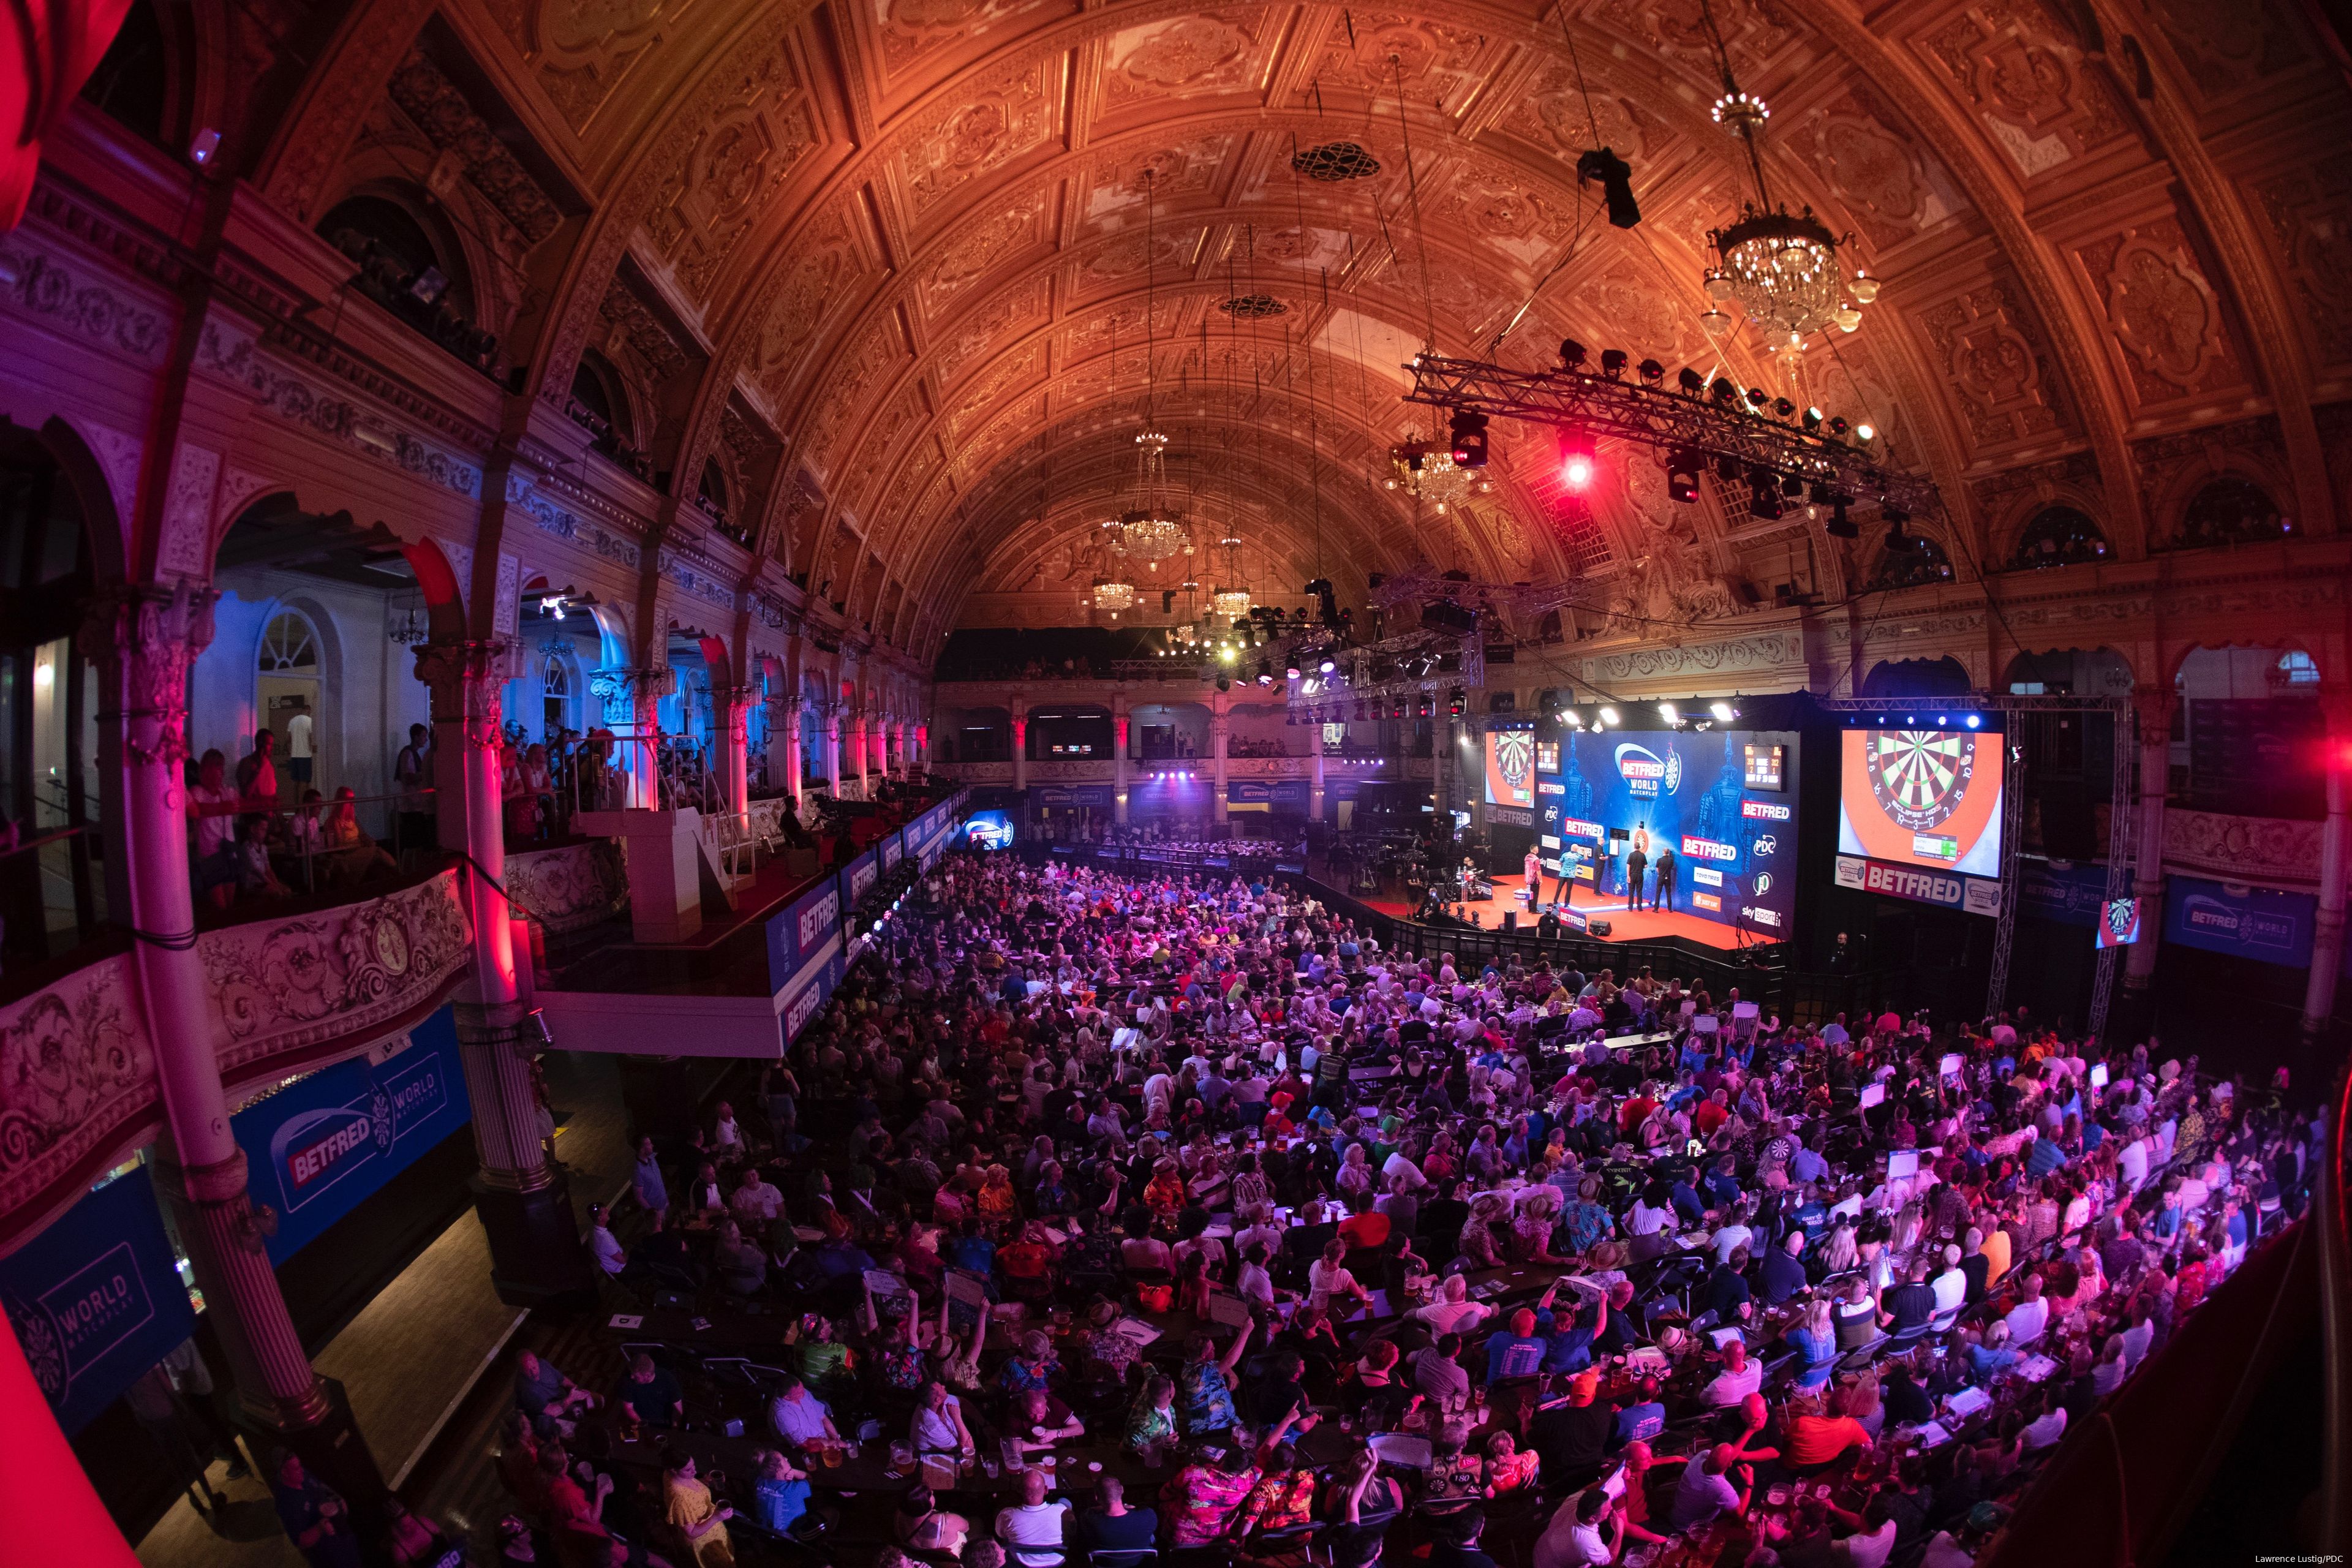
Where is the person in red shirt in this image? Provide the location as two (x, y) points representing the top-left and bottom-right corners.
(1338, 1191), (1392, 1251)
(1620, 1091), (1659, 1136)
(1695, 1089), (1732, 1140)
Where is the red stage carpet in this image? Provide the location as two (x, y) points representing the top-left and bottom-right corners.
(1359, 874), (1774, 954)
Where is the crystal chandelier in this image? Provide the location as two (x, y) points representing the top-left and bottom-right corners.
(1092, 578), (1136, 614)
(1384, 429), (1489, 516)
(1109, 431), (1191, 566)
(1697, 2), (1875, 345)
(1209, 526), (1250, 618)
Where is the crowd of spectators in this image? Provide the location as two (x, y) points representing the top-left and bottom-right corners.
(481, 847), (2312, 1568)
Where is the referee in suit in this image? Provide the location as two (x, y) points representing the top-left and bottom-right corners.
(1654, 845), (1678, 913)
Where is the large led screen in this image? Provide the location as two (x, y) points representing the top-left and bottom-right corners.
(1838, 728), (2003, 877)
(1484, 727), (1536, 809)
(1536, 727), (1800, 938)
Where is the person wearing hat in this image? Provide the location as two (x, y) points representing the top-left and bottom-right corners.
(1528, 1368), (1613, 1491)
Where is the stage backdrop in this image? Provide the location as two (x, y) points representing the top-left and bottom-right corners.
(1536, 725), (1800, 939)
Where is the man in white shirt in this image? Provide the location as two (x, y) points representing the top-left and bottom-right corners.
(995, 1469), (1072, 1564)
(1701, 1341), (1762, 1408)
(1930, 1245), (1968, 1327)
(1411, 1274), (1495, 1337)
(1534, 1488), (1621, 1568)
(2003, 1275), (2050, 1348)
(732, 1169), (782, 1224)
(769, 1376), (838, 1447)
(285, 709), (314, 785)
(2117, 1131), (2149, 1193)
(712, 1102), (745, 1156)
(587, 1204), (626, 1276)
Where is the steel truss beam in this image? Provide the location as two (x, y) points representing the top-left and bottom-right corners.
(1401, 354), (1940, 516)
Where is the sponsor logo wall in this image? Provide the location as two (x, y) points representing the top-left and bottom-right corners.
(766, 879), (843, 992)
(232, 1007), (473, 1264)
(1834, 854), (2002, 916)
(1536, 726), (1800, 935)
(0, 1166), (195, 1433)
(2161, 875), (2352, 974)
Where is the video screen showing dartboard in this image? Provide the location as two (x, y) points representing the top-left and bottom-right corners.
(1838, 728), (2005, 877)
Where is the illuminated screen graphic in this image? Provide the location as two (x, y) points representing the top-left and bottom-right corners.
(1484, 728), (1536, 809)
(1838, 729), (2004, 877)
(963, 810), (1016, 850)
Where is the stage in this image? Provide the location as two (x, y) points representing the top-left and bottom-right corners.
(1361, 873), (1774, 953)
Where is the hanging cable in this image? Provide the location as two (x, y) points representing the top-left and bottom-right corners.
(1388, 52), (1440, 352)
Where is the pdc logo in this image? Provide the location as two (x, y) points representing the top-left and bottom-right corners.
(1751, 835), (1779, 858)
(1613, 744), (1682, 796)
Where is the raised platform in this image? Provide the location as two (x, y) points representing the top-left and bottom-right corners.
(1361, 872), (1770, 953)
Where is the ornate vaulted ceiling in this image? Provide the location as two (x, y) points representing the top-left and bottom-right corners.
(249, 0), (2350, 652)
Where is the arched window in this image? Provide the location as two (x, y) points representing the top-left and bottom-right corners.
(698, 457), (729, 519)
(542, 653), (573, 739)
(2011, 506), (2108, 570)
(569, 355), (624, 442)
(318, 194), (445, 291)
(258, 611), (318, 673)
(2274, 650), (2321, 689)
(2175, 476), (2290, 549)
(1864, 534), (1954, 592)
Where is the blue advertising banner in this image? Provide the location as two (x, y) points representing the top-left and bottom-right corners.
(0, 1166), (194, 1433)
(2163, 875), (2315, 967)
(843, 848), (881, 907)
(1228, 780), (1310, 805)
(782, 951), (845, 1046)
(2015, 859), (2111, 927)
(231, 1007), (473, 1265)
(881, 834), (904, 872)
(1537, 726), (1801, 937)
(1033, 785), (1114, 807)
(766, 876), (843, 992)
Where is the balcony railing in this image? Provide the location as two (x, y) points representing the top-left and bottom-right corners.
(0, 866), (473, 1253)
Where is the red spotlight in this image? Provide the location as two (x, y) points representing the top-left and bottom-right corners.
(1558, 427), (1596, 489)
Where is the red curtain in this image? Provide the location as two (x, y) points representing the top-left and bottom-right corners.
(2, 0), (137, 228)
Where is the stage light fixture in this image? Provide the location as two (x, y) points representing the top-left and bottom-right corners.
(1781, 474), (1806, 499)
(1854, 423), (1876, 445)
(1825, 499), (1858, 538)
(1302, 677), (1317, 694)
(1716, 454), (1744, 481)
(1287, 665), (1301, 679)
(1709, 701), (1737, 722)
(1558, 427), (1596, 489)
(1599, 349), (1629, 378)
(1678, 368), (1705, 394)
(1803, 407), (1824, 432)
(1447, 409), (1490, 468)
(1881, 503), (1910, 526)
(1319, 658), (1336, 673)
(1745, 388), (1770, 407)
(1559, 339), (1588, 369)
(1598, 706), (1619, 725)
(1748, 469), (1784, 519)
(1659, 702), (1678, 721)
(1884, 522), (1917, 553)
(1638, 359), (1665, 385)
(1667, 453), (1701, 505)
(1562, 709), (1580, 728)
(1710, 377), (1738, 404)
(1773, 398), (1796, 419)
(1574, 146), (1642, 228)
(1965, 714), (1982, 729)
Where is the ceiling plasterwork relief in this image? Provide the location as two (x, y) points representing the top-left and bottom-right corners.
(915, 186), (1058, 318)
(1798, 84), (1962, 255)
(893, 57), (1065, 227)
(599, 277), (695, 380)
(1303, 12), (1496, 108)
(2074, 217), (2248, 409)
(1430, 151), (1581, 271)
(1915, 275), (2073, 456)
(1082, 134), (1238, 231)
(2136, 0), (2307, 109)
(748, 202), (871, 413)
(1099, 12), (1281, 115)
(1578, 0), (1805, 75)
(872, 0), (1073, 87)
(2132, 415), (2289, 543)
(487, 0), (698, 135)
(801, 311), (913, 486)
(944, 340), (1047, 438)
(1490, 64), (1659, 166)
(385, 50), (567, 245)
(1219, 221), (1352, 276)
(1070, 224), (1209, 295)
(1921, 1), (2134, 180)
(933, 274), (1051, 386)
(641, 41), (820, 306)
(2249, 154), (2352, 373)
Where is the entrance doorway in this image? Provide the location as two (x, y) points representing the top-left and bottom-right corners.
(257, 610), (320, 804)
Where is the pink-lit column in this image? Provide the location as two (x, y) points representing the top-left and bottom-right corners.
(715, 683), (754, 813)
(87, 586), (371, 1477)
(2304, 690), (2352, 1037)
(849, 709), (869, 796)
(770, 694), (804, 805)
(416, 639), (596, 1305)
(1310, 717), (1327, 821)
(590, 666), (671, 809)
(1012, 716), (1029, 793)
(2124, 685), (2171, 1001)
(822, 705), (842, 794)
(1114, 703), (1131, 824)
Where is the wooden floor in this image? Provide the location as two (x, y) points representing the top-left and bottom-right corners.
(134, 1050), (682, 1567)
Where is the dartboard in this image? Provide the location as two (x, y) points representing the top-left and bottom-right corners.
(1493, 730), (1534, 792)
(1864, 730), (1976, 832)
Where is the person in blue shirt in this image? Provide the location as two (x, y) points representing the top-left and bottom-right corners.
(752, 1448), (812, 1534)
(1539, 1292), (1608, 1375)
(1669, 1170), (1709, 1228)
(2026, 1135), (2068, 1179)
(1483, 1303), (1550, 1385)
(1613, 1378), (1667, 1446)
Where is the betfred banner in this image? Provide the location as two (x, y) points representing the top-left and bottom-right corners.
(766, 878), (842, 990)
(1836, 854), (2002, 916)
(2163, 876), (2315, 966)
(782, 951), (846, 1046)
(2016, 859), (2111, 927)
(232, 1008), (472, 1264)
(0, 1166), (195, 1433)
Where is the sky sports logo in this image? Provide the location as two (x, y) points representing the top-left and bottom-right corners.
(1744, 904), (1783, 927)
(1741, 800), (1792, 821)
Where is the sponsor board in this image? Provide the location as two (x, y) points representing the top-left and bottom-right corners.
(1691, 891), (1723, 912)
(1692, 865), (1724, 888)
(1741, 799), (1793, 821)
(1680, 835), (1738, 862)
(1743, 903), (1783, 927)
(1557, 817), (1606, 842)
(1838, 853), (2001, 916)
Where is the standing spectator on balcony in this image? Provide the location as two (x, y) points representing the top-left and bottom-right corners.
(524, 743), (556, 837)
(187, 749), (243, 911)
(285, 704), (314, 790)
(395, 722), (435, 851)
(237, 727), (281, 807)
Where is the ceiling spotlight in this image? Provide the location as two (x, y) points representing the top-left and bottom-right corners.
(1319, 658), (1335, 673)
(1597, 706), (1619, 726)
(1659, 702), (1678, 722)
(1881, 503), (1910, 525)
(1748, 467), (1784, 519)
(1853, 423), (1877, 445)
(1715, 453), (1744, 481)
(1559, 339), (1588, 369)
(1780, 473), (1806, 499)
(1667, 453), (1701, 505)
(1744, 387), (1770, 408)
(1561, 709), (1580, 728)
(1964, 714), (1983, 730)
(1638, 359), (1665, 385)
(1825, 499), (1858, 538)
(1558, 427), (1597, 489)
(1286, 665), (1302, 680)
(1773, 398), (1796, 419)
(1710, 377), (1738, 404)
(1678, 368), (1705, 394)
(1574, 146), (1642, 229)
(1709, 701), (1737, 722)
(1599, 349), (1629, 378)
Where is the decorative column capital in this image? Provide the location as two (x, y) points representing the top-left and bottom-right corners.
(414, 638), (523, 744)
(589, 665), (674, 726)
(80, 582), (220, 767)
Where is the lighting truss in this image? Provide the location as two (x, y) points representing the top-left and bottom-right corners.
(1402, 353), (1937, 516)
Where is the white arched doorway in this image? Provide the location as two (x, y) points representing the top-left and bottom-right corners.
(255, 607), (322, 804)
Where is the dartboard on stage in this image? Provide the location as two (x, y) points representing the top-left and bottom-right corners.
(1863, 730), (1977, 832)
